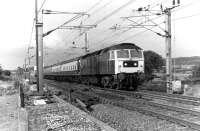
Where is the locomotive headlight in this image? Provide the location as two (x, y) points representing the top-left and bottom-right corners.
(134, 63), (137, 66)
(124, 63), (127, 66)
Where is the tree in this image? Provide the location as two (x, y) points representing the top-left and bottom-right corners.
(3, 70), (11, 76)
(144, 50), (164, 80)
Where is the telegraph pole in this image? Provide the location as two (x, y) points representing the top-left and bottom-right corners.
(35, 0), (43, 93)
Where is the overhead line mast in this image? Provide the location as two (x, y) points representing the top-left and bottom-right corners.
(35, 0), (44, 93)
(34, 2), (94, 92)
(118, 0), (180, 94)
(164, 0), (180, 93)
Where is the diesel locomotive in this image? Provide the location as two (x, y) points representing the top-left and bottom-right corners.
(44, 43), (144, 90)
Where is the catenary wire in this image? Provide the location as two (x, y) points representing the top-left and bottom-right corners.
(56, 0), (104, 45)
(94, 4), (165, 47)
(93, 0), (167, 45)
(38, 0), (47, 13)
(173, 12), (200, 21)
(72, 0), (137, 41)
(117, 21), (165, 43)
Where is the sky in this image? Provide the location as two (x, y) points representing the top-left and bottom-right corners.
(0, 0), (200, 70)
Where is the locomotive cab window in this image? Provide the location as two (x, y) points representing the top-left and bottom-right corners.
(110, 50), (115, 60)
(130, 49), (142, 58)
(117, 50), (129, 58)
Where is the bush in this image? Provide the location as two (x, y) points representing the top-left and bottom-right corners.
(144, 50), (164, 80)
(3, 70), (11, 76)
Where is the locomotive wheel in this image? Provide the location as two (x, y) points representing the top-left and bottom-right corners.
(116, 81), (123, 89)
(112, 83), (118, 89)
(85, 79), (90, 85)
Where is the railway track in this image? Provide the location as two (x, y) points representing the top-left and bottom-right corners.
(45, 80), (200, 131)
(138, 90), (200, 104)
(91, 86), (200, 106)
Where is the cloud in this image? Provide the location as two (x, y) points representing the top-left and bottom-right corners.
(0, 47), (26, 69)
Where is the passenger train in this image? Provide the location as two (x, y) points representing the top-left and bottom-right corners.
(44, 43), (144, 90)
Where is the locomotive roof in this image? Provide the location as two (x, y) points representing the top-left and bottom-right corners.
(103, 42), (141, 50)
(44, 57), (80, 68)
(81, 43), (141, 58)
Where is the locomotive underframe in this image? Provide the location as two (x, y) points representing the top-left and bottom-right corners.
(44, 72), (143, 90)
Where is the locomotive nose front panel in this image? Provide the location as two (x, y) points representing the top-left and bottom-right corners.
(123, 61), (138, 67)
(116, 60), (144, 74)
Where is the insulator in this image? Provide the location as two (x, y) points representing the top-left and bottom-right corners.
(156, 13), (162, 15)
(138, 7), (143, 11)
(160, 4), (163, 11)
(172, 0), (175, 5)
(177, 0), (180, 5)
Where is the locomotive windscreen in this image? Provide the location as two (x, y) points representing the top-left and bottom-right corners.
(117, 49), (142, 59)
(117, 50), (129, 58)
(130, 49), (142, 58)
